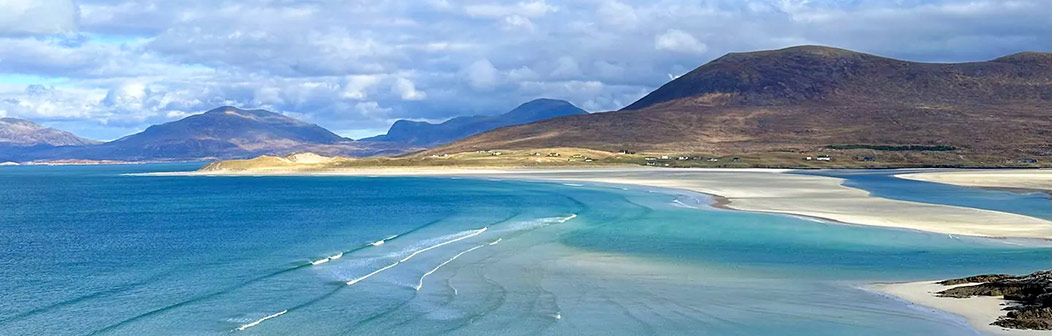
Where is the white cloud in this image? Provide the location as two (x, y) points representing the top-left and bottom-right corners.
(465, 1), (554, 18)
(597, 1), (639, 28)
(0, 0), (79, 36)
(0, 0), (1047, 139)
(391, 77), (426, 101)
(655, 29), (707, 54)
(464, 59), (500, 90)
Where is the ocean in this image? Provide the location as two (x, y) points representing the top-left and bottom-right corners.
(0, 164), (1047, 335)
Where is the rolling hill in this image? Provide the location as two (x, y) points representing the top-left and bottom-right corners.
(425, 46), (1052, 165)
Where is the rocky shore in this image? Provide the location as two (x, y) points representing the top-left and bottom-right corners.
(938, 271), (1052, 330)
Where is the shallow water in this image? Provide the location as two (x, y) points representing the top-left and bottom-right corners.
(802, 169), (1052, 221)
(0, 165), (1046, 335)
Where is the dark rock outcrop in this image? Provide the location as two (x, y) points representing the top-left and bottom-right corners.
(939, 270), (1052, 330)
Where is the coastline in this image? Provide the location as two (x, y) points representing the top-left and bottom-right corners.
(870, 281), (1048, 336)
(143, 167), (1052, 240)
(897, 170), (1052, 193)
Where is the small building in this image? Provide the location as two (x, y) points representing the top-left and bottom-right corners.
(706, 158), (719, 162)
(677, 156), (690, 161)
(805, 156), (813, 161)
(816, 155), (832, 161)
(618, 150), (636, 155)
(571, 154), (584, 158)
(660, 155), (670, 160)
(491, 151), (502, 156)
(646, 161), (657, 166)
(584, 158), (594, 162)
(547, 153), (560, 157)
(645, 157), (657, 161)
(731, 157), (741, 162)
(1020, 158), (1039, 163)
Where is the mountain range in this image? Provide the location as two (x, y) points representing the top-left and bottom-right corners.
(428, 46), (1052, 163)
(0, 100), (585, 162)
(0, 118), (99, 147)
(362, 98), (587, 147)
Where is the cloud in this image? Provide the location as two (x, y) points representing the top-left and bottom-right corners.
(0, 0), (79, 36)
(0, 0), (1047, 140)
(655, 29), (708, 54)
(392, 77), (427, 101)
(465, 1), (554, 18)
(464, 59), (500, 90)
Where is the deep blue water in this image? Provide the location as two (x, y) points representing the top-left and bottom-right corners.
(0, 164), (1047, 335)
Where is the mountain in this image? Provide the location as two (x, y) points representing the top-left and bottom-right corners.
(362, 98), (588, 147)
(0, 118), (98, 146)
(3, 106), (411, 162)
(426, 46), (1052, 163)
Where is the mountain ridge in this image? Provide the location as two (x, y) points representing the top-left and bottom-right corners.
(0, 117), (99, 147)
(362, 98), (587, 147)
(425, 45), (1052, 164)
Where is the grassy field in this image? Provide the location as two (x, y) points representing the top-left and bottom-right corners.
(201, 147), (1051, 172)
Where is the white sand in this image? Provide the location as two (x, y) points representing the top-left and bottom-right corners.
(871, 281), (1049, 336)
(149, 167), (1052, 239)
(898, 170), (1052, 192)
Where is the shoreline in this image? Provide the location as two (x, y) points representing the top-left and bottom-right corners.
(140, 167), (1052, 241)
(870, 281), (1049, 336)
(897, 170), (1052, 193)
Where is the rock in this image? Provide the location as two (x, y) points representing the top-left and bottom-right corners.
(939, 270), (1052, 330)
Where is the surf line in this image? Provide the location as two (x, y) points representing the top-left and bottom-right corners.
(557, 214), (577, 223)
(415, 244), (486, 291)
(345, 227), (489, 287)
(236, 309), (287, 331)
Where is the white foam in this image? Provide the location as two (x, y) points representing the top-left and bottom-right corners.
(236, 309), (287, 331)
(372, 240), (385, 246)
(399, 227), (487, 263)
(311, 258), (330, 266)
(562, 183), (584, 187)
(330, 252), (343, 260)
(345, 227), (488, 287)
(415, 244), (485, 291)
(557, 214), (577, 223)
(672, 199), (698, 209)
(488, 238), (502, 246)
(346, 262), (400, 286)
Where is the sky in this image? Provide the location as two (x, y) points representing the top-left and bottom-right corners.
(0, 0), (1048, 140)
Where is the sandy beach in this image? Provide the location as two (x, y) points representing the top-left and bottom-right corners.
(897, 170), (1052, 192)
(153, 167), (1052, 240)
(871, 281), (1048, 336)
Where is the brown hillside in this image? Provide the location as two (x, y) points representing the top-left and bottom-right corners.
(426, 46), (1052, 163)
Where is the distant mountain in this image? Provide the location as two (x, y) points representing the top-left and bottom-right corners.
(362, 98), (587, 147)
(427, 45), (1052, 163)
(0, 118), (98, 146)
(2, 106), (411, 162)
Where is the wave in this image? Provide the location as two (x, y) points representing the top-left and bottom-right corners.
(501, 214), (578, 232)
(672, 199), (699, 209)
(346, 262), (401, 286)
(488, 238), (503, 246)
(399, 228), (488, 263)
(346, 227), (489, 287)
(415, 244), (485, 291)
(562, 183), (584, 187)
(236, 310), (287, 331)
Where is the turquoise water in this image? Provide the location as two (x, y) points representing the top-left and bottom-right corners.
(1, 165), (1047, 335)
(802, 169), (1051, 221)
